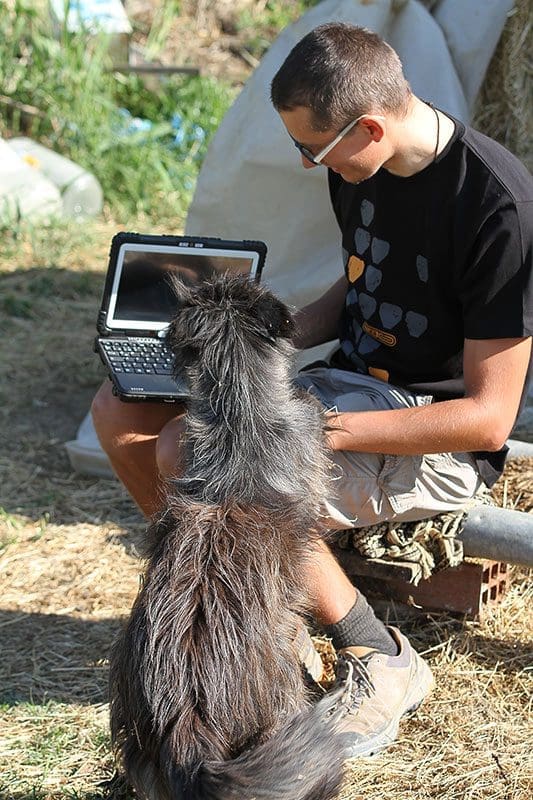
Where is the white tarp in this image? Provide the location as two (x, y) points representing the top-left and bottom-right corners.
(49, 0), (132, 33)
(67, 0), (518, 476)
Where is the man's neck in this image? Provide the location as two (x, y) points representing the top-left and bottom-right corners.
(382, 96), (455, 178)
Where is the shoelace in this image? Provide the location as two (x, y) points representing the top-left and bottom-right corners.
(335, 653), (376, 714)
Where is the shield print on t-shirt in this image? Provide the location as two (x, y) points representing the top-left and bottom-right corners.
(347, 254), (365, 283)
(405, 310), (428, 337)
(365, 265), (382, 292)
(354, 227), (371, 256)
(358, 333), (381, 355)
(360, 199), (374, 227)
(358, 292), (377, 320)
(379, 302), (403, 330)
(371, 237), (390, 264)
(346, 287), (358, 308)
(416, 255), (429, 283)
(350, 316), (363, 343)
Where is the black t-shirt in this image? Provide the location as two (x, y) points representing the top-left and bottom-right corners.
(328, 115), (533, 486)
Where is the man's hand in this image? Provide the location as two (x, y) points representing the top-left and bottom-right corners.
(324, 337), (531, 455)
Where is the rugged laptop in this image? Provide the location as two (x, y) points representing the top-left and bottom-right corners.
(95, 232), (267, 402)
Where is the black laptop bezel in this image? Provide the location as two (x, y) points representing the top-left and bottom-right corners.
(96, 231), (267, 337)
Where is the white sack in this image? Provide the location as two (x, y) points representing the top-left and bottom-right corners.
(0, 138), (63, 222)
(433, 0), (514, 111)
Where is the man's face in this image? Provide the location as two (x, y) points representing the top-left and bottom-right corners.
(279, 106), (388, 184)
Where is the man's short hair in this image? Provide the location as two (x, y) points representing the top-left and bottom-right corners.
(270, 23), (412, 131)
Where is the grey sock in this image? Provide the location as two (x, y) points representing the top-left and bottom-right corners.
(322, 591), (398, 656)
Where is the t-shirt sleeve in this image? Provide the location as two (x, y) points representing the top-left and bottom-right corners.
(459, 199), (533, 339)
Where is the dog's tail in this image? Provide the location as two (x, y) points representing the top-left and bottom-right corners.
(165, 689), (346, 800)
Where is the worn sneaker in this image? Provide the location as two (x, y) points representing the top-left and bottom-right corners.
(333, 626), (434, 758)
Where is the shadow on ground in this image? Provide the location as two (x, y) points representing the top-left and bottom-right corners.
(0, 266), (148, 528)
(0, 609), (123, 705)
(1, 605), (531, 710)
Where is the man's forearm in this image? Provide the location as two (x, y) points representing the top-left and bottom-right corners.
(293, 275), (348, 349)
(326, 397), (510, 456)
(327, 336), (531, 456)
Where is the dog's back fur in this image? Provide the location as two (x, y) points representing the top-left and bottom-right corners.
(109, 275), (345, 799)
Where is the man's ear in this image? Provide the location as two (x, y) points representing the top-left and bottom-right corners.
(360, 116), (385, 142)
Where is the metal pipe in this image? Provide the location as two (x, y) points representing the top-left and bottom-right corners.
(460, 505), (533, 567)
(506, 437), (533, 459)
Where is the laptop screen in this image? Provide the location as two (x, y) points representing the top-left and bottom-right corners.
(106, 242), (260, 331)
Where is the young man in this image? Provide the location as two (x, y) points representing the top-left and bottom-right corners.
(92, 23), (532, 757)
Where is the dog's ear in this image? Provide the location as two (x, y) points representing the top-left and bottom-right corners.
(167, 275), (197, 309)
(166, 277), (203, 367)
(253, 293), (295, 342)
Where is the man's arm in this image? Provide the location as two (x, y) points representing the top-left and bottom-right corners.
(293, 275), (348, 349)
(326, 337), (532, 455)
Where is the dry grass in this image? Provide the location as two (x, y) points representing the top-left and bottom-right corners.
(0, 213), (531, 798)
(1, 2), (532, 797)
(491, 459), (533, 513)
(342, 580), (533, 800)
(0, 512), (531, 798)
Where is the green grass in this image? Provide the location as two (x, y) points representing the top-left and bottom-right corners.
(142, 0), (182, 61)
(0, 1), (320, 231)
(236, 0), (320, 58)
(0, 214), (102, 269)
(0, 507), (22, 550)
(0, 701), (116, 799)
(0, 0), (236, 224)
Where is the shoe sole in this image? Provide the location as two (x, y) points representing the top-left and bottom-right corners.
(343, 654), (435, 759)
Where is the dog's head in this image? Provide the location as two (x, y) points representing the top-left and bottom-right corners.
(167, 274), (295, 368)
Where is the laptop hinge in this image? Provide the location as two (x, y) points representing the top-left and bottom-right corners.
(107, 330), (162, 339)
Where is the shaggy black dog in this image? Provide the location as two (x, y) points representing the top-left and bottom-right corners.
(109, 275), (346, 799)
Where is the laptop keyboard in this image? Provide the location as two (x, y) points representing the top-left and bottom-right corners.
(100, 337), (174, 375)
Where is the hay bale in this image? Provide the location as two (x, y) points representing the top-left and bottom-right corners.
(471, 0), (533, 168)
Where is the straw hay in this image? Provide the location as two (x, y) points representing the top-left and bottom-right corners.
(1, 2), (532, 796)
(1, 509), (531, 798)
(471, 0), (533, 171)
(491, 457), (533, 513)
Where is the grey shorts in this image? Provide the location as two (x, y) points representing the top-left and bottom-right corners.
(294, 367), (483, 530)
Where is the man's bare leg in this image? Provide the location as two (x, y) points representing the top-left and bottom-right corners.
(304, 538), (387, 658)
(91, 380), (186, 516)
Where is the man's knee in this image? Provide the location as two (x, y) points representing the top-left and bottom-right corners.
(91, 380), (182, 456)
(91, 381), (126, 453)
